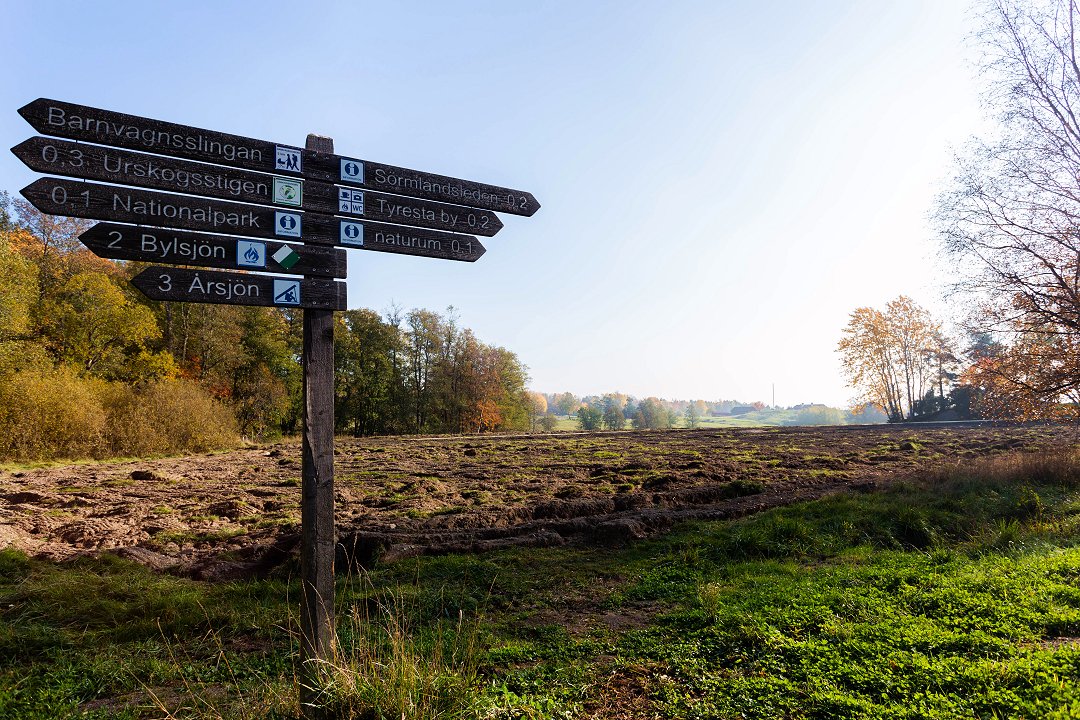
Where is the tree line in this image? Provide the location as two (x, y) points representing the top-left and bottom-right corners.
(533, 393), (875, 431)
(840, 0), (1080, 423)
(0, 197), (532, 460)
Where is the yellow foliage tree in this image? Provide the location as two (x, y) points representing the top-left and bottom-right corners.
(838, 297), (949, 422)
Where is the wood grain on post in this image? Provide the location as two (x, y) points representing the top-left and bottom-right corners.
(300, 133), (337, 719)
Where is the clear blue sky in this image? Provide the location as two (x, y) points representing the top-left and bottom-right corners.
(2, 1), (982, 407)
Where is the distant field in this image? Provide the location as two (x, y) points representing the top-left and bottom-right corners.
(695, 409), (799, 427)
(551, 408), (861, 430)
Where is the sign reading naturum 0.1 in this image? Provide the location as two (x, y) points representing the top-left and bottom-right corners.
(18, 98), (540, 216)
(12, 136), (505, 237)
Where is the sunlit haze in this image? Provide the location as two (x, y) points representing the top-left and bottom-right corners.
(0, 1), (984, 407)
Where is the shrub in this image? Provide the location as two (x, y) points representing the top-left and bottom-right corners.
(0, 372), (239, 462)
(100, 379), (239, 456)
(0, 366), (105, 461)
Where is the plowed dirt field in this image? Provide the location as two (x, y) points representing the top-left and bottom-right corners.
(0, 424), (1072, 579)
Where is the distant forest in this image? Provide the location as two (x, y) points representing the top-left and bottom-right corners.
(0, 194), (533, 461)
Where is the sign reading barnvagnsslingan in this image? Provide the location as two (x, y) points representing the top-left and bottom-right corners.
(19, 98), (540, 216)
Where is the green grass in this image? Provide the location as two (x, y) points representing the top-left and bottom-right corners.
(4, 450), (1080, 717)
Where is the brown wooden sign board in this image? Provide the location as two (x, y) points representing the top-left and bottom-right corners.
(21, 176), (338, 242)
(19, 98), (540, 216)
(19, 98), (299, 176)
(336, 218), (486, 262)
(80, 223), (347, 278)
(12, 136), (504, 236)
(17, 100), (539, 720)
(305, 154), (540, 217)
(131, 266), (346, 310)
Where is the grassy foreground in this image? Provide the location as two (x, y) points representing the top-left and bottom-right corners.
(3, 450), (1080, 718)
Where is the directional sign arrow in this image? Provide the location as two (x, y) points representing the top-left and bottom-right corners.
(20, 177), (336, 243)
(132, 267), (346, 310)
(336, 219), (486, 263)
(80, 223), (347, 278)
(19, 98), (297, 176)
(11, 137), (505, 236)
(19, 98), (539, 216)
(323, 184), (503, 236)
(306, 153), (540, 217)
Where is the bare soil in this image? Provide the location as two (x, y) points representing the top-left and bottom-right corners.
(0, 424), (1072, 579)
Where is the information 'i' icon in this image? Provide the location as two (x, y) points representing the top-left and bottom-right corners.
(275, 212), (301, 237)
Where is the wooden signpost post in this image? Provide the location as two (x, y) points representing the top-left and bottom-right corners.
(13, 98), (538, 719)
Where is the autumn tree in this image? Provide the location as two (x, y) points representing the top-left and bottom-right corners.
(403, 309), (442, 432)
(961, 332), (1080, 418)
(50, 272), (166, 381)
(935, 0), (1080, 416)
(551, 391), (580, 417)
(601, 393), (626, 431)
(0, 227), (41, 375)
(684, 401), (702, 428)
(333, 306), (532, 435)
(632, 397), (674, 430)
(838, 297), (950, 421)
(227, 308), (299, 440)
(577, 405), (603, 430)
(525, 391), (548, 431)
(12, 199), (94, 303)
(0, 192), (13, 233)
(334, 309), (398, 436)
